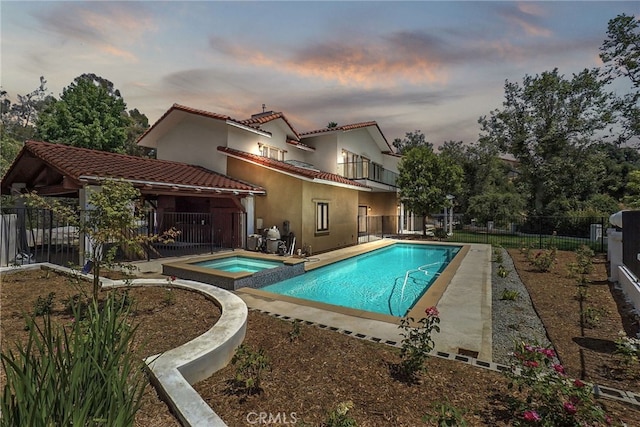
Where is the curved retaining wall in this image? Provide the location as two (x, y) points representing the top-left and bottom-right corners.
(1, 264), (247, 427)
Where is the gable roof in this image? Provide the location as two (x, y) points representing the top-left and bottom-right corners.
(1, 140), (265, 197)
(241, 111), (301, 140)
(137, 103), (272, 148)
(300, 121), (394, 152)
(217, 146), (370, 191)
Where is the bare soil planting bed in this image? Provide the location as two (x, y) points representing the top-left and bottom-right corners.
(1, 248), (639, 426)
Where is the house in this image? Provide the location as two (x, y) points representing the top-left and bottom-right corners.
(1, 103), (403, 265)
(136, 104), (402, 254)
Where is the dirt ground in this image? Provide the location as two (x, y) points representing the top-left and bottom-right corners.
(1, 249), (639, 426)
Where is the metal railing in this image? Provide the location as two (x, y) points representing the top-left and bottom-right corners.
(148, 211), (246, 258)
(1, 207), (80, 267)
(0, 208), (247, 267)
(337, 161), (398, 187)
(358, 214), (609, 253)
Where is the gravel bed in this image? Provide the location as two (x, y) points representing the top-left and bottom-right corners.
(491, 247), (552, 365)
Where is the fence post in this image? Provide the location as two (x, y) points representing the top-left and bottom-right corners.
(47, 209), (53, 263)
(601, 216), (605, 253)
(538, 217), (543, 249)
(146, 210), (152, 262)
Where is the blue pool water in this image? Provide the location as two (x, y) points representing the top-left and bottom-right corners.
(194, 256), (282, 273)
(262, 243), (461, 317)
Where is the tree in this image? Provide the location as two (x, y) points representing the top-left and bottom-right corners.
(595, 142), (640, 202)
(623, 170), (640, 209)
(327, 121), (338, 128)
(438, 139), (526, 222)
(26, 180), (147, 300)
(125, 108), (152, 157)
(478, 68), (614, 216)
(396, 145), (462, 236)
(1, 78), (53, 178)
(600, 13), (640, 141)
(1, 77), (52, 142)
(392, 130), (433, 154)
(36, 74), (148, 154)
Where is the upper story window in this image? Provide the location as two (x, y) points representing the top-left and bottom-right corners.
(259, 143), (285, 161)
(341, 149), (369, 179)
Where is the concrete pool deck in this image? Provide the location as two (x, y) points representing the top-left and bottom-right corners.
(129, 239), (493, 360)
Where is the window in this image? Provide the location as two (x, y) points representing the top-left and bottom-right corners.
(341, 150), (369, 179)
(316, 202), (329, 233)
(259, 144), (285, 161)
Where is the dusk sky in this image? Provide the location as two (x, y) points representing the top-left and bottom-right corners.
(2, 1), (638, 147)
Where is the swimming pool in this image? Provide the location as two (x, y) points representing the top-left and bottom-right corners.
(261, 243), (461, 317)
(194, 256), (282, 273)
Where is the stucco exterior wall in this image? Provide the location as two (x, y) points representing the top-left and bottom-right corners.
(227, 126), (262, 156)
(227, 157), (359, 254)
(382, 153), (400, 174)
(302, 134), (338, 173)
(338, 128), (386, 164)
(226, 158), (303, 240)
(357, 191), (399, 216)
(301, 181), (359, 253)
(157, 115), (228, 174)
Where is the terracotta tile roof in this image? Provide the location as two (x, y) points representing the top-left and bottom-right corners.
(299, 121), (379, 136)
(137, 103), (271, 145)
(12, 140), (265, 195)
(241, 111), (301, 139)
(300, 120), (394, 153)
(286, 139), (315, 152)
(217, 146), (370, 190)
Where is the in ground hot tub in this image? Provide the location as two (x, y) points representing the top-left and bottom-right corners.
(163, 252), (305, 291)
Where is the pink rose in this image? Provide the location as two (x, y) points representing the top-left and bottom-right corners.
(573, 379), (585, 388)
(424, 306), (439, 317)
(563, 402), (577, 415)
(524, 360), (539, 368)
(553, 364), (565, 375)
(522, 410), (541, 422)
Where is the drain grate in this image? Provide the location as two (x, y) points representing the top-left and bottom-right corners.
(458, 348), (479, 359)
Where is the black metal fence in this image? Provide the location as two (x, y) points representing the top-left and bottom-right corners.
(1, 207), (80, 267)
(0, 208), (246, 267)
(358, 214), (610, 252)
(147, 211), (246, 259)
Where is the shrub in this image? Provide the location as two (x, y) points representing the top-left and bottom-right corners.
(324, 401), (357, 427)
(567, 245), (594, 284)
(497, 264), (510, 278)
(1, 293), (146, 426)
(162, 276), (177, 307)
(501, 289), (520, 301)
(423, 401), (468, 426)
(575, 286), (589, 302)
(32, 292), (56, 316)
(289, 320), (302, 342)
(493, 246), (504, 264)
(434, 228), (449, 240)
(582, 306), (607, 329)
(231, 344), (270, 396)
(398, 306), (441, 381)
(529, 247), (557, 272)
(615, 331), (640, 369)
(505, 342), (608, 426)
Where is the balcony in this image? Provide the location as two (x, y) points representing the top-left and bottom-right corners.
(337, 161), (398, 189)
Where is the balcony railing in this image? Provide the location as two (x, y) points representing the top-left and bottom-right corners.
(337, 161), (398, 187)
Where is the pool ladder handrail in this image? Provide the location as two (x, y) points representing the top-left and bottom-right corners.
(397, 262), (441, 315)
